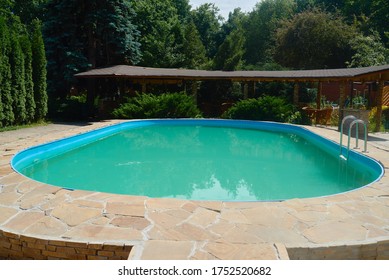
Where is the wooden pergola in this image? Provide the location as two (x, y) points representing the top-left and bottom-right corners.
(75, 64), (389, 131)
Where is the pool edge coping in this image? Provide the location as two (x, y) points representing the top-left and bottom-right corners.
(1, 119), (389, 260)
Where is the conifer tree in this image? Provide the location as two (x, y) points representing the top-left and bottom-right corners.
(0, 17), (14, 126)
(9, 28), (27, 124)
(20, 34), (36, 123)
(43, 0), (140, 98)
(31, 19), (47, 121)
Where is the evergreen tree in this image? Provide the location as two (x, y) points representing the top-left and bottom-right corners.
(0, 17), (14, 126)
(213, 28), (245, 71)
(182, 21), (207, 69)
(30, 19), (47, 121)
(20, 34), (36, 123)
(43, 0), (140, 98)
(9, 26), (27, 124)
(191, 3), (223, 59)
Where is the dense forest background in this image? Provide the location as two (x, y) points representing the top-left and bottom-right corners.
(0, 0), (388, 125)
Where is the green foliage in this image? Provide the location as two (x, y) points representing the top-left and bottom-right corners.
(49, 94), (88, 121)
(43, 0), (141, 98)
(222, 95), (296, 123)
(274, 8), (356, 69)
(347, 31), (389, 67)
(112, 92), (202, 119)
(133, 0), (185, 68)
(0, 16), (13, 126)
(20, 34), (36, 122)
(243, 0), (296, 66)
(0, 13), (48, 127)
(182, 21), (207, 69)
(31, 19), (47, 121)
(213, 27), (245, 71)
(191, 3), (223, 59)
(9, 24), (27, 125)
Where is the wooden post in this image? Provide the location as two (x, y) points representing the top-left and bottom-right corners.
(375, 80), (384, 132)
(243, 83), (249, 99)
(141, 82), (147, 93)
(316, 82), (322, 109)
(192, 81), (198, 105)
(293, 83), (299, 106)
(338, 81), (347, 130)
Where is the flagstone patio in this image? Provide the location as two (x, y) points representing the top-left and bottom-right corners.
(1, 120), (389, 260)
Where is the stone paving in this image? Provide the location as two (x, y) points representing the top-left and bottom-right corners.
(1, 120), (389, 260)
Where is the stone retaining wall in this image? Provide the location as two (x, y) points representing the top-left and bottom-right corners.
(287, 240), (389, 260)
(0, 230), (132, 260)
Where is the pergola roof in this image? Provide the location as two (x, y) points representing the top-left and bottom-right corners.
(75, 64), (389, 83)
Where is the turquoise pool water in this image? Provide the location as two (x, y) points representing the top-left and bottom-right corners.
(12, 120), (383, 201)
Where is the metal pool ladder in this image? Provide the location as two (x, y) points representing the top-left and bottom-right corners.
(339, 115), (368, 160)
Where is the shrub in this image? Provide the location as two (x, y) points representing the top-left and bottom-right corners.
(49, 95), (88, 121)
(112, 92), (202, 119)
(222, 95), (297, 123)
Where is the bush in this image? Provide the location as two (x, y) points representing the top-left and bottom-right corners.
(112, 92), (202, 119)
(222, 95), (297, 123)
(49, 95), (88, 121)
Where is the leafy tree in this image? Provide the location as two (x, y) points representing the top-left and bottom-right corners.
(172, 0), (191, 22)
(347, 31), (389, 67)
(274, 9), (356, 69)
(191, 3), (223, 59)
(342, 0), (389, 46)
(243, 0), (296, 66)
(30, 19), (47, 121)
(133, 0), (185, 68)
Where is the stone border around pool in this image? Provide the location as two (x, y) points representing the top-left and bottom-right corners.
(1, 120), (389, 260)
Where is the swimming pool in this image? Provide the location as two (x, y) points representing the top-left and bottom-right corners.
(11, 119), (383, 201)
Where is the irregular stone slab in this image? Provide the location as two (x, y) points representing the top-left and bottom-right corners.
(0, 206), (18, 224)
(219, 209), (250, 224)
(217, 225), (264, 244)
(138, 240), (195, 260)
(105, 202), (145, 217)
(0, 191), (21, 205)
(303, 221), (368, 244)
(146, 198), (184, 210)
(63, 225), (142, 241)
(110, 216), (151, 230)
(51, 203), (102, 226)
(147, 211), (184, 229)
(24, 216), (68, 236)
(4, 211), (45, 231)
(204, 242), (279, 260)
(246, 224), (308, 244)
(186, 208), (219, 228)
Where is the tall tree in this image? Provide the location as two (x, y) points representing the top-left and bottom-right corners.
(274, 9), (356, 69)
(30, 19), (47, 121)
(213, 28), (245, 71)
(191, 3), (223, 59)
(9, 24), (27, 124)
(20, 33), (36, 122)
(133, 0), (184, 68)
(347, 31), (389, 67)
(182, 21), (207, 69)
(244, 0), (296, 66)
(43, 0), (141, 98)
(0, 16), (13, 126)
(12, 0), (47, 23)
